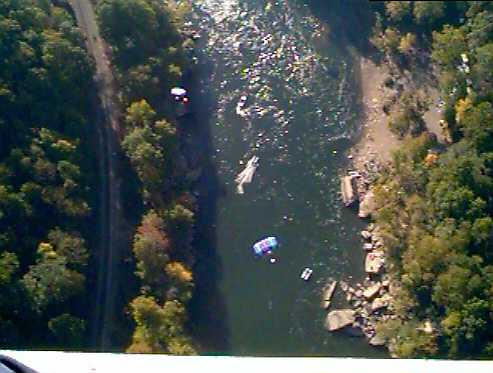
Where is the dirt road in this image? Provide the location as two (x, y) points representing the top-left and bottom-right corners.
(68, 0), (123, 349)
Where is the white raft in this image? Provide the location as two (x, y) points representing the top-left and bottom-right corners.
(235, 155), (259, 194)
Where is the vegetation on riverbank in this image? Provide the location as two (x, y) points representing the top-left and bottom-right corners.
(95, 0), (197, 354)
(365, 1), (493, 359)
(0, 0), (97, 348)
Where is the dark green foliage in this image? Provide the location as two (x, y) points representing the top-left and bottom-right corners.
(371, 1), (468, 66)
(372, 2), (493, 359)
(0, 252), (19, 285)
(97, 0), (179, 68)
(96, 0), (189, 111)
(122, 103), (177, 196)
(48, 313), (86, 348)
(96, 0), (196, 354)
(413, 1), (445, 25)
(126, 295), (195, 354)
(22, 246), (85, 311)
(132, 210), (170, 287)
(0, 0), (95, 348)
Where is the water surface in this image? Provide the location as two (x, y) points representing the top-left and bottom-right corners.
(191, 0), (386, 357)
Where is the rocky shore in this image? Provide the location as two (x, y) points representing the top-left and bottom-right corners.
(325, 55), (442, 349)
(324, 155), (394, 348)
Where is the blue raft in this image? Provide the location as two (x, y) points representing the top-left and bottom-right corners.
(253, 236), (278, 256)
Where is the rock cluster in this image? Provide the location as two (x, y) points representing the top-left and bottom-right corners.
(328, 160), (395, 347)
(340, 156), (382, 217)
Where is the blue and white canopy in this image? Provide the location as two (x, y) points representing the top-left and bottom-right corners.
(252, 236), (278, 256)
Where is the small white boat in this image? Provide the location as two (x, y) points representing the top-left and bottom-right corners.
(300, 267), (313, 281)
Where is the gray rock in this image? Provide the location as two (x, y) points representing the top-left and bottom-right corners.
(369, 334), (386, 346)
(340, 281), (349, 292)
(361, 230), (372, 240)
(371, 295), (391, 312)
(363, 283), (381, 299)
(325, 309), (356, 331)
(365, 251), (384, 273)
(359, 189), (376, 218)
(341, 176), (357, 206)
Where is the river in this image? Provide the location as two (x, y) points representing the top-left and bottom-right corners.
(189, 0), (387, 357)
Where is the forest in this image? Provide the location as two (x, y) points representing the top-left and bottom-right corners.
(365, 1), (493, 359)
(95, 0), (197, 354)
(0, 0), (96, 348)
(0, 0), (197, 354)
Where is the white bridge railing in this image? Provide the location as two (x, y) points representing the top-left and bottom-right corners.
(2, 350), (493, 373)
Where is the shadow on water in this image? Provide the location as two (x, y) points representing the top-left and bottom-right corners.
(304, 0), (377, 59)
(182, 36), (231, 353)
(303, 0), (378, 156)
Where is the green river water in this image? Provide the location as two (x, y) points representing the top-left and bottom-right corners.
(189, 0), (387, 357)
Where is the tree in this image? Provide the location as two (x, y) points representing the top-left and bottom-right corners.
(383, 27), (401, 56)
(467, 10), (493, 50)
(399, 33), (417, 56)
(472, 43), (493, 99)
(133, 211), (170, 286)
(0, 0), (94, 348)
(413, 1), (445, 25)
(377, 319), (438, 358)
(48, 313), (86, 347)
(0, 252), (19, 286)
(22, 249), (85, 311)
(432, 264), (471, 310)
(442, 298), (491, 356)
(122, 120), (176, 194)
(97, 0), (179, 66)
(165, 204), (194, 251)
(455, 97), (473, 124)
(388, 93), (426, 138)
(460, 102), (493, 153)
(432, 25), (468, 69)
(385, 1), (411, 23)
(165, 261), (194, 303)
(127, 295), (196, 354)
(47, 228), (88, 268)
(125, 99), (156, 128)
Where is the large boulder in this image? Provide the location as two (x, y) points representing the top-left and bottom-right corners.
(341, 176), (357, 206)
(371, 294), (391, 312)
(363, 283), (381, 299)
(369, 334), (386, 346)
(359, 189), (376, 218)
(325, 309), (356, 331)
(365, 251), (385, 274)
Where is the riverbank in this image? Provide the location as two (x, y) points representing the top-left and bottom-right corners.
(352, 58), (401, 170)
(328, 54), (448, 351)
(352, 56), (446, 170)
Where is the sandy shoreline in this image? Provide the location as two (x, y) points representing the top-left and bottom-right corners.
(351, 58), (401, 169)
(351, 57), (445, 171)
